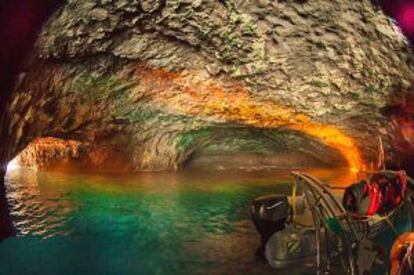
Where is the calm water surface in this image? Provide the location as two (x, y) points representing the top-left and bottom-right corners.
(0, 167), (356, 275)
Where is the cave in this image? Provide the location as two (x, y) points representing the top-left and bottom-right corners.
(6, 128), (348, 172)
(2, 0), (414, 174)
(6, 137), (131, 172)
(0, 0), (414, 274)
(183, 127), (348, 170)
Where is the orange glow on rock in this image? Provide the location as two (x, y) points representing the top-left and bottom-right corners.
(134, 66), (363, 171)
(388, 93), (414, 158)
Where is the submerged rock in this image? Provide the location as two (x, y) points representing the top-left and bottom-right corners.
(1, 0), (414, 171)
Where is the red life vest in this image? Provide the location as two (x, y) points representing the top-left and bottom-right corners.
(343, 171), (408, 217)
(364, 183), (381, 216)
(365, 171), (407, 216)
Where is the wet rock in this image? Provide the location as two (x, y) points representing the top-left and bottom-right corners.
(15, 138), (82, 169)
(140, 0), (162, 13)
(89, 8), (109, 21)
(14, 137), (130, 171)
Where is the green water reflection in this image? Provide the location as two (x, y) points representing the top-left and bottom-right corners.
(0, 168), (356, 274)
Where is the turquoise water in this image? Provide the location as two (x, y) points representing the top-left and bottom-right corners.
(0, 168), (355, 274)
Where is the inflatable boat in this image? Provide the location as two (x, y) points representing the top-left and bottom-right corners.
(250, 170), (414, 274)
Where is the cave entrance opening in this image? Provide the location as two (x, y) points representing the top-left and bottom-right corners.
(7, 137), (82, 172)
(5, 136), (130, 174)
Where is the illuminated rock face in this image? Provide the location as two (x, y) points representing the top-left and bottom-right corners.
(15, 138), (82, 169)
(13, 137), (130, 171)
(1, 0), (414, 171)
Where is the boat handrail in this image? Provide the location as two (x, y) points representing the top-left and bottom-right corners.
(291, 171), (358, 274)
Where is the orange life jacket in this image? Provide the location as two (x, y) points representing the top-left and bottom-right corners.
(390, 232), (414, 275)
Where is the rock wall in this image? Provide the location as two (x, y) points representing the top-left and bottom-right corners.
(15, 137), (82, 169)
(0, 168), (15, 240)
(1, 0), (414, 171)
(13, 137), (130, 171)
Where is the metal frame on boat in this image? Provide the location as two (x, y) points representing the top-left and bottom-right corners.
(278, 171), (414, 274)
(252, 138), (414, 274)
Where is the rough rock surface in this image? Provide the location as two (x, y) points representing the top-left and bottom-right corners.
(1, 0), (414, 171)
(15, 137), (82, 169)
(13, 137), (130, 171)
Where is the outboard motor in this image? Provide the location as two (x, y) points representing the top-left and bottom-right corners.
(250, 194), (291, 258)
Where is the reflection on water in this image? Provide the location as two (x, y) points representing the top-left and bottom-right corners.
(5, 169), (75, 239)
(0, 167), (357, 274)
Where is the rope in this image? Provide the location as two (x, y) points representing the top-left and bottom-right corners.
(291, 176), (297, 217)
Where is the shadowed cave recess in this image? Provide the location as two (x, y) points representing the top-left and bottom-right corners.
(1, 0), (414, 240)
